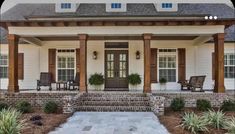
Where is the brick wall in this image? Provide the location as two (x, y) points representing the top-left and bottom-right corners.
(153, 92), (229, 107)
(0, 92), (78, 108)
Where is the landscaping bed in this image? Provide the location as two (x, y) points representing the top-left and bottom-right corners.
(21, 109), (71, 134)
(159, 108), (235, 134)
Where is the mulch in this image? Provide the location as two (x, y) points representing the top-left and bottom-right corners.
(20, 109), (71, 134)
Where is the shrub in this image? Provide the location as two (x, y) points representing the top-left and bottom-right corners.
(170, 98), (185, 111)
(221, 100), (235, 111)
(16, 101), (32, 113)
(159, 78), (167, 84)
(180, 112), (209, 134)
(0, 102), (8, 111)
(43, 101), (58, 114)
(0, 108), (25, 134)
(89, 73), (104, 86)
(224, 117), (235, 133)
(127, 73), (141, 85)
(203, 110), (226, 129)
(196, 99), (212, 111)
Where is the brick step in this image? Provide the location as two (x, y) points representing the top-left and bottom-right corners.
(78, 101), (150, 106)
(76, 106), (152, 112)
(82, 93), (148, 97)
(78, 97), (150, 101)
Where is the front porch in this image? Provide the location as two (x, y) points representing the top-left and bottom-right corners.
(1, 19), (234, 93)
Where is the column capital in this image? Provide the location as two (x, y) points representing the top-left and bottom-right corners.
(8, 34), (20, 40)
(213, 33), (225, 39)
(143, 33), (152, 40)
(78, 34), (88, 40)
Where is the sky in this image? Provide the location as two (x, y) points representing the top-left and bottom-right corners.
(1, 0), (234, 13)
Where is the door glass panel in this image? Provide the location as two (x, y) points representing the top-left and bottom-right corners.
(106, 54), (115, 78)
(119, 53), (127, 78)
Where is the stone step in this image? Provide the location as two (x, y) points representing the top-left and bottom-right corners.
(82, 93), (149, 97)
(76, 106), (152, 112)
(78, 97), (150, 101)
(78, 101), (151, 106)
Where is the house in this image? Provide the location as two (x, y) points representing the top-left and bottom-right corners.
(0, 2), (234, 93)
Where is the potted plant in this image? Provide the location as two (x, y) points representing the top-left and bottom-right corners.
(88, 73), (104, 90)
(127, 73), (141, 90)
(159, 78), (167, 90)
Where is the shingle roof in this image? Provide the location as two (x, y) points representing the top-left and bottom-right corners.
(0, 3), (234, 43)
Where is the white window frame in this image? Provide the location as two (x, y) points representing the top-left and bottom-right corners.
(61, 3), (72, 9)
(106, 3), (127, 12)
(0, 54), (8, 79)
(157, 49), (178, 83)
(224, 53), (235, 79)
(56, 49), (76, 82)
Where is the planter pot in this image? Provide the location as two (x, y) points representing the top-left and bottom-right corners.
(93, 85), (103, 91)
(130, 85), (138, 91)
(160, 83), (166, 90)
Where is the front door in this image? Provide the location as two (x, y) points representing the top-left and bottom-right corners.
(105, 50), (128, 89)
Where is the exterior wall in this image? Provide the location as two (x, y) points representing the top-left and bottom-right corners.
(197, 43), (235, 90)
(0, 44), (40, 89)
(0, 41), (234, 91)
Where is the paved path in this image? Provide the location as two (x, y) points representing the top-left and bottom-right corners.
(50, 112), (169, 134)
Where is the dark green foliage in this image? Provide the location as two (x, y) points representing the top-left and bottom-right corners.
(16, 101), (32, 113)
(127, 73), (141, 85)
(88, 73), (104, 85)
(171, 98), (185, 111)
(43, 101), (58, 114)
(196, 99), (212, 111)
(221, 100), (235, 111)
(0, 102), (8, 111)
(159, 78), (167, 84)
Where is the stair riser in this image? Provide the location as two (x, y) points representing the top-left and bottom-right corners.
(76, 107), (151, 112)
(78, 101), (150, 106)
(79, 97), (150, 101)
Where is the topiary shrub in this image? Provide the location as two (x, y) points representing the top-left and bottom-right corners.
(0, 102), (8, 111)
(196, 99), (212, 111)
(0, 108), (25, 134)
(170, 98), (185, 111)
(43, 101), (58, 114)
(221, 100), (235, 111)
(89, 73), (104, 90)
(127, 73), (141, 86)
(16, 101), (32, 113)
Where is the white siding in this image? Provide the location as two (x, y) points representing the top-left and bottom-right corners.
(0, 44), (40, 89)
(0, 41), (234, 91)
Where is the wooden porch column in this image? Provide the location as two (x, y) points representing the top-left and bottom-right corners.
(79, 34), (88, 92)
(143, 34), (152, 93)
(213, 33), (225, 93)
(8, 34), (19, 93)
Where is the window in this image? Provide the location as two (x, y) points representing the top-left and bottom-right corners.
(0, 55), (8, 78)
(61, 3), (71, 9)
(162, 3), (173, 8)
(224, 53), (235, 78)
(57, 50), (75, 81)
(111, 3), (122, 9)
(158, 49), (177, 82)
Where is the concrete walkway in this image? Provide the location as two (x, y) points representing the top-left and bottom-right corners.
(50, 112), (169, 134)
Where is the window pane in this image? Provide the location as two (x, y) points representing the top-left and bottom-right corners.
(0, 67), (8, 78)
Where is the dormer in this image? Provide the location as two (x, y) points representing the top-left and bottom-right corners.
(106, 3), (127, 12)
(55, 3), (79, 13)
(154, 3), (178, 12)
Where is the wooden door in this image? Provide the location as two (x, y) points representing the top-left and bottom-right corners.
(105, 50), (128, 89)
